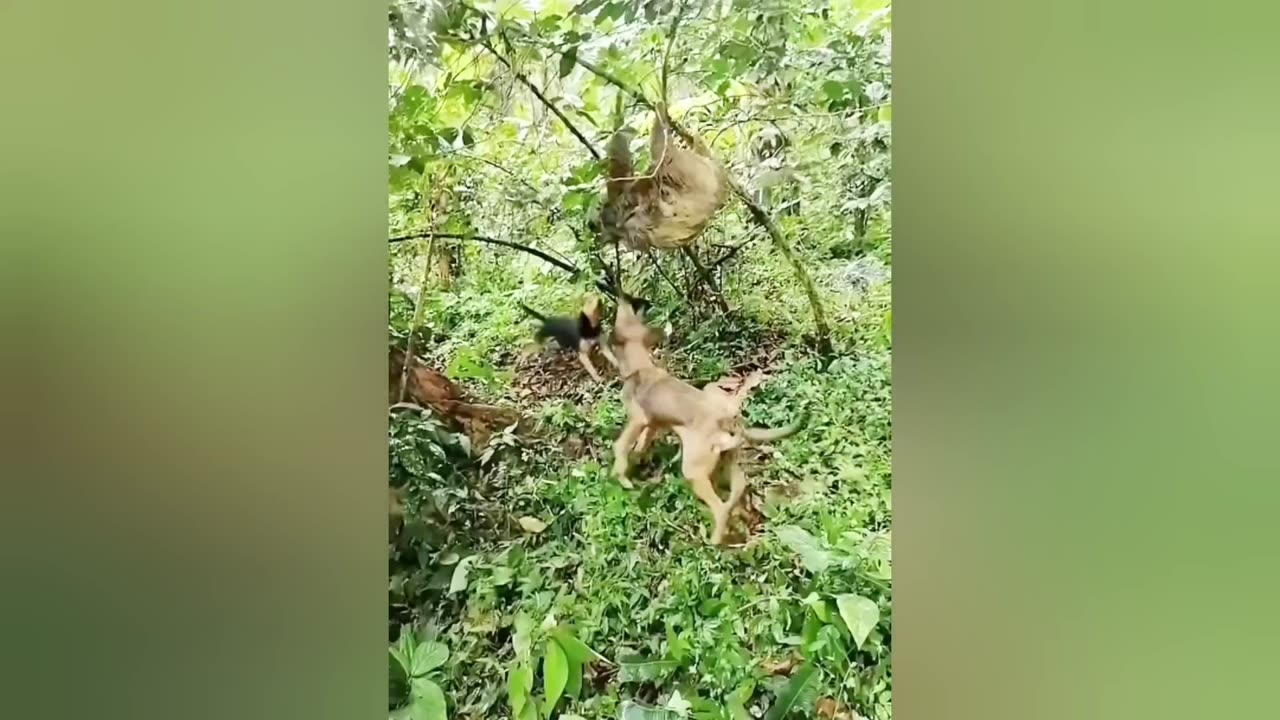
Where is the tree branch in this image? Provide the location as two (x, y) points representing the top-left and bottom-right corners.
(480, 38), (602, 161)
(389, 230), (615, 296)
(681, 246), (730, 313)
(711, 238), (754, 268)
(390, 230), (578, 273)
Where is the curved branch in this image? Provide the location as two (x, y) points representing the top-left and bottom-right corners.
(389, 230), (617, 297)
(711, 238), (754, 268)
(390, 230), (579, 274)
(480, 38), (602, 160)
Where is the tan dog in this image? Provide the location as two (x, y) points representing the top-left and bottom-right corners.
(610, 299), (803, 544)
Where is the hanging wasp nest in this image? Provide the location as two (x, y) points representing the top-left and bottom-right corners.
(596, 110), (728, 251)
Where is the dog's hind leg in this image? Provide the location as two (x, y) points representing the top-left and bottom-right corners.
(721, 450), (749, 540)
(683, 445), (729, 544)
(613, 417), (647, 488)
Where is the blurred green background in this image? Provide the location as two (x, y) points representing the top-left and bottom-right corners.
(1, 1), (1277, 720)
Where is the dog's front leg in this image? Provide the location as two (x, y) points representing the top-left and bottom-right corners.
(598, 341), (619, 369)
(577, 341), (603, 381)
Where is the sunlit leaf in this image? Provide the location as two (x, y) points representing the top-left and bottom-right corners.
(508, 663), (533, 717)
(775, 525), (833, 573)
(617, 655), (678, 683)
(543, 639), (569, 715)
(550, 627), (607, 665)
(411, 641), (449, 676)
(449, 555), (478, 594)
(619, 701), (680, 720)
(409, 679), (446, 720)
(835, 594), (880, 649)
(564, 654), (583, 699)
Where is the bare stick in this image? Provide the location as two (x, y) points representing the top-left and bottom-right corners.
(398, 235), (435, 403)
(480, 39), (602, 161)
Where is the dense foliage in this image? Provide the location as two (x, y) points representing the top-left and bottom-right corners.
(388, 2), (891, 719)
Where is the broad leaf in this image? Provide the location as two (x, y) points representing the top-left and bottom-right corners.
(776, 526), (833, 573)
(411, 641), (449, 677)
(559, 46), (579, 78)
(564, 655), (583, 699)
(450, 556), (478, 594)
(551, 627), (606, 665)
(508, 664), (533, 717)
(763, 664), (820, 720)
(518, 516), (548, 534)
(619, 701), (680, 720)
(409, 679), (446, 720)
(543, 639), (569, 715)
(835, 594), (880, 649)
(617, 655), (678, 683)
(389, 645), (412, 676)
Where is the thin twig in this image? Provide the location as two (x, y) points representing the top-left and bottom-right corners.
(647, 250), (684, 298)
(398, 235), (436, 403)
(681, 246), (730, 312)
(480, 38), (602, 160)
(711, 238), (754, 268)
(660, 0), (689, 104)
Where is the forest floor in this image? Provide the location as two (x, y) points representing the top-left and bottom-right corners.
(391, 252), (892, 720)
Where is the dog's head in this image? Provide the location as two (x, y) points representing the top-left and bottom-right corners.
(613, 297), (652, 346)
(581, 294), (602, 324)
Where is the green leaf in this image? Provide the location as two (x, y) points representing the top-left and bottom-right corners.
(573, 0), (606, 16)
(564, 655), (583, 699)
(411, 641), (449, 677)
(509, 664), (533, 717)
(835, 594), (880, 649)
(726, 680), (755, 720)
(763, 664), (820, 720)
(390, 645), (412, 676)
(775, 526), (833, 573)
(550, 627), (606, 665)
(450, 555), (477, 594)
(559, 46), (578, 78)
(619, 701), (680, 720)
(617, 655), (678, 683)
(543, 639), (569, 716)
(409, 679), (447, 720)
(878, 104), (892, 123)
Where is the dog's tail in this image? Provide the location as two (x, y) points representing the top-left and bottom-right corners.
(516, 302), (546, 322)
(741, 412), (808, 444)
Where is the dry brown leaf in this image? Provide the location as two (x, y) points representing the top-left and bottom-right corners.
(760, 654), (799, 676)
(816, 697), (863, 720)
